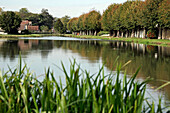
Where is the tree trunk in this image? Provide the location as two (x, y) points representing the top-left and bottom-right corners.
(87, 30), (89, 35)
(92, 30), (94, 35)
(158, 27), (162, 39)
(113, 31), (115, 37)
(162, 28), (165, 39)
(131, 29), (135, 38)
(109, 31), (112, 36)
(90, 30), (92, 35)
(117, 30), (120, 37)
(126, 31), (128, 38)
(85, 31), (87, 35)
(143, 28), (146, 38)
(121, 32), (124, 38)
(137, 29), (140, 38)
(94, 30), (97, 36)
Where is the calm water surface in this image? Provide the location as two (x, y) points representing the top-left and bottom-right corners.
(0, 36), (170, 106)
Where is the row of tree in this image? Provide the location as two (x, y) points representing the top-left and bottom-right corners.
(67, 0), (169, 38)
(67, 10), (101, 36)
(0, 0), (169, 37)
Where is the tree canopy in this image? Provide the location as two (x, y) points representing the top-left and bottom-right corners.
(142, 0), (163, 30)
(0, 11), (21, 34)
(158, 0), (170, 28)
(39, 9), (54, 30)
(17, 8), (32, 20)
(87, 10), (101, 32)
(54, 19), (64, 34)
(67, 17), (78, 32)
(61, 15), (70, 32)
(67, 10), (101, 35)
(101, 4), (121, 32)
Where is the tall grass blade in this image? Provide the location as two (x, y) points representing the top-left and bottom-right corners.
(155, 81), (170, 91)
(0, 71), (9, 100)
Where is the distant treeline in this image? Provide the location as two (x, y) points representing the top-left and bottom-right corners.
(0, 8), (70, 34)
(67, 0), (169, 39)
(15, 8), (70, 33)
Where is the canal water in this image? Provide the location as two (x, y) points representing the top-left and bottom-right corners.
(0, 36), (170, 107)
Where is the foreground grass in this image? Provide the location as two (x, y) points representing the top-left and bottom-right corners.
(0, 57), (169, 113)
(64, 34), (170, 47)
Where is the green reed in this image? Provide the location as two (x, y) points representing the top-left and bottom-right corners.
(0, 58), (168, 113)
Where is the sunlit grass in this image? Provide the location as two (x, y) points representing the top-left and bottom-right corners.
(64, 34), (170, 47)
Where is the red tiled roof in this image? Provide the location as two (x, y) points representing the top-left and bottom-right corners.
(20, 20), (30, 25)
(28, 26), (39, 31)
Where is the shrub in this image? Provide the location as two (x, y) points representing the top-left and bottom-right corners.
(147, 29), (157, 39)
(21, 29), (30, 34)
(97, 31), (109, 36)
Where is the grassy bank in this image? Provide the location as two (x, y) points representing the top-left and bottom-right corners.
(0, 34), (64, 38)
(64, 34), (170, 47)
(0, 57), (169, 113)
(1, 33), (170, 47)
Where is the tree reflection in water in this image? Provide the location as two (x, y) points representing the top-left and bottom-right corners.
(0, 38), (170, 101)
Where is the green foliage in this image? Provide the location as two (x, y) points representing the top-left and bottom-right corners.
(19, 8), (29, 14)
(77, 14), (85, 31)
(0, 57), (168, 112)
(158, 0), (170, 28)
(120, 1), (143, 30)
(147, 29), (157, 38)
(21, 30), (30, 34)
(27, 14), (40, 26)
(68, 10), (101, 35)
(86, 10), (101, 31)
(40, 25), (49, 32)
(38, 9), (54, 30)
(18, 8), (31, 20)
(67, 17), (78, 32)
(101, 4), (120, 31)
(61, 15), (70, 31)
(142, 0), (163, 29)
(97, 31), (109, 36)
(0, 11), (21, 34)
(54, 19), (65, 34)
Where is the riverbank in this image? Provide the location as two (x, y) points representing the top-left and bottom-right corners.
(1, 34), (170, 47)
(0, 34), (64, 38)
(64, 34), (170, 47)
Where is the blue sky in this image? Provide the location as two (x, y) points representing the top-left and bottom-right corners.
(0, 0), (127, 18)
